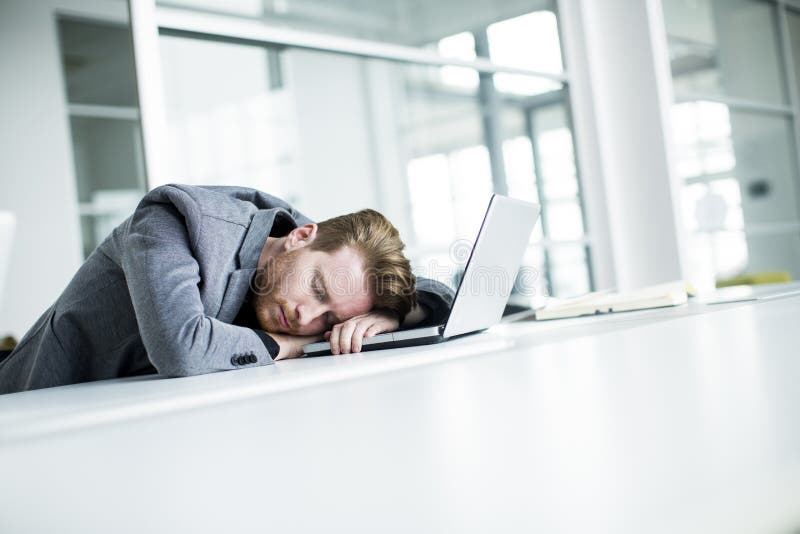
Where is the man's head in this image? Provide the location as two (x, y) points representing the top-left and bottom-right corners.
(251, 209), (417, 336)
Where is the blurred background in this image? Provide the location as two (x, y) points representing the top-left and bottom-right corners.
(1, 0), (800, 339)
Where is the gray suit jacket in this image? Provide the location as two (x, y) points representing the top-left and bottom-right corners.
(0, 185), (454, 394)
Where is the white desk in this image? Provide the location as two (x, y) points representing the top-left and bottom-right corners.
(1, 294), (800, 533)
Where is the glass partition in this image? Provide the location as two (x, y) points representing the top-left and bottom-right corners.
(58, 18), (147, 259)
(663, 0), (787, 105)
(662, 0), (800, 285)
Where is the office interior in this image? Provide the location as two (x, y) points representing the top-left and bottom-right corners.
(2, 0), (800, 532)
(2, 0), (799, 341)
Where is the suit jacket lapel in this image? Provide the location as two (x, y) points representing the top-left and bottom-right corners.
(217, 268), (256, 323)
(218, 207), (298, 324)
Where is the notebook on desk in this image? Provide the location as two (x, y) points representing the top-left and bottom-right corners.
(532, 280), (691, 321)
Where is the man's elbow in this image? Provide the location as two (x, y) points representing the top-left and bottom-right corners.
(146, 317), (217, 377)
(151, 355), (204, 378)
(146, 336), (210, 378)
(157, 364), (201, 379)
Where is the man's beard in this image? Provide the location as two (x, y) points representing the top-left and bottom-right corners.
(251, 249), (300, 334)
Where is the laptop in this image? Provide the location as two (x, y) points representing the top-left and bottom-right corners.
(303, 195), (541, 356)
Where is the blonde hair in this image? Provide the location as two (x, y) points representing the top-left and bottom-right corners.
(311, 209), (417, 321)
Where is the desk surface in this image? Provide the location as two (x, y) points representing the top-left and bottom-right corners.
(1, 293), (800, 533)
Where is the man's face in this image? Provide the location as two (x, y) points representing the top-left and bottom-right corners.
(252, 245), (374, 336)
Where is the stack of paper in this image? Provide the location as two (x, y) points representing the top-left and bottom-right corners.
(534, 280), (691, 320)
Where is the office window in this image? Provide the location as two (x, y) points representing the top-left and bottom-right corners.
(407, 154), (456, 249)
(663, 0), (787, 105)
(405, 100), (588, 297)
(450, 146), (495, 239)
(530, 102), (589, 296)
(503, 137), (539, 205)
(549, 244), (591, 297)
(437, 32), (479, 90)
(538, 127), (579, 200)
(663, 0), (800, 284)
(406, 146), (493, 246)
(487, 11), (563, 96)
(403, 18), (587, 298)
(672, 101), (735, 179)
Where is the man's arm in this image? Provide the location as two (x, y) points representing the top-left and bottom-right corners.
(401, 303), (428, 328)
(325, 276), (455, 355)
(269, 333), (324, 360)
(121, 186), (277, 377)
(404, 276), (455, 328)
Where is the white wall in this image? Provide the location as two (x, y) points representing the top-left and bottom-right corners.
(0, 0), (127, 339)
(283, 49), (380, 221)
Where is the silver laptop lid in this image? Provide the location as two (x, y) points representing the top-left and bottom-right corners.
(442, 195), (540, 338)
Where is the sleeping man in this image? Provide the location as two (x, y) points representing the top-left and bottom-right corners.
(0, 184), (453, 394)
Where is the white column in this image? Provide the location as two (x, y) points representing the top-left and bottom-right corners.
(571, 0), (689, 289)
(557, 0), (615, 290)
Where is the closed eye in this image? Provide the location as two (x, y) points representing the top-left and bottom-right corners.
(313, 271), (328, 303)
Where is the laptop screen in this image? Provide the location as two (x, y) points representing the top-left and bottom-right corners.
(442, 195), (540, 338)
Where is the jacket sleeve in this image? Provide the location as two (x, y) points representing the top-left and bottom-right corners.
(413, 277), (455, 328)
(120, 186), (276, 378)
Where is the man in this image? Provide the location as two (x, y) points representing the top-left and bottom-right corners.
(0, 184), (453, 394)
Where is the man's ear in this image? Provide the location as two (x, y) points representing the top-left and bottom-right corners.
(284, 223), (318, 251)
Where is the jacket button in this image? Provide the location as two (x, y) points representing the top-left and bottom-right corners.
(231, 356), (239, 366)
(247, 354), (257, 364)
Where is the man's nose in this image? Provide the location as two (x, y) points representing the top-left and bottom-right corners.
(297, 302), (324, 326)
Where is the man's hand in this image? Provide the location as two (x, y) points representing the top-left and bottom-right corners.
(270, 332), (324, 361)
(326, 310), (400, 355)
